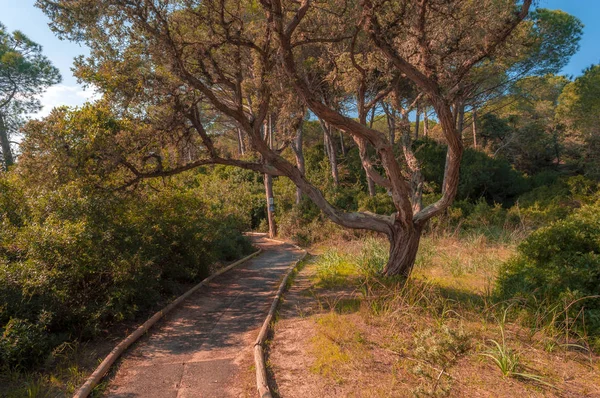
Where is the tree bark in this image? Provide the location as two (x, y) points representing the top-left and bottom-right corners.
(339, 130), (346, 156)
(318, 118), (339, 187)
(383, 104), (396, 145)
(415, 106), (420, 140)
(327, 133), (339, 186)
(399, 112), (424, 213)
(237, 127), (246, 155)
(263, 117), (276, 237)
(456, 103), (465, 140)
(292, 124), (305, 205)
(423, 110), (429, 138)
(264, 173), (277, 238)
(383, 222), (423, 278)
(359, 108), (377, 197)
(366, 175), (376, 196)
(0, 113), (14, 170)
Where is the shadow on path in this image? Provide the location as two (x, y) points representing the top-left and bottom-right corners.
(105, 235), (303, 398)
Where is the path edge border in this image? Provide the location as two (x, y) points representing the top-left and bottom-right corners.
(72, 248), (262, 398)
(252, 235), (308, 398)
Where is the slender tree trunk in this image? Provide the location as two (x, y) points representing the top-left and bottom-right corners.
(366, 175), (376, 196)
(263, 117), (276, 237)
(383, 222), (423, 278)
(415, 107), (420, 140)
(268, 114), (274, 148)
(237, 127), (246, 155)
(360, 108), (376, 196)
(457, 104), (465, 140)
(292, 125), (305, 205)
(327, 133), (339, 186)
(0, 113), (14, 170)
(424, 110), (429, 138)
(339, 130), (346, 156)
(385, 107), (396, 145)
(318, 118), (339, 187)
(264, 173), (276, 238)
(400, 112), (424, 212)
(472, 109), (478, 149)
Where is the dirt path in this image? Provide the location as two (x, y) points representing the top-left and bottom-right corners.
(104, 235), (304, 398)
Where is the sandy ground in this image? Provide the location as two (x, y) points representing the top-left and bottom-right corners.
(268, 249), (600, 398)
(103, 235), (304, 398)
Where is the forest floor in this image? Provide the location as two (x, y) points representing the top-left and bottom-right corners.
(268, 235), (600, 397)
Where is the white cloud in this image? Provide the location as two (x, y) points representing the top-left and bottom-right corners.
(33, 84), (100, 119)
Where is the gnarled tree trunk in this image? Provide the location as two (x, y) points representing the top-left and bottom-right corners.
(383, 222), (423, 277)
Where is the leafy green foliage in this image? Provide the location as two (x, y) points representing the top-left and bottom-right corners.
(557, 64), (600, 179)
(0, 22), (61, 112)
(495, 202), (600, 339)
(0, 22), (61, 168)
(0, 170), (253, 370)
(0, 318), (52, 370)
(521, 9), (583, 75)
(416, 139), (528, 205)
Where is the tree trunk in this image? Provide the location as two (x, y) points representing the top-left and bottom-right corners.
(339, 130), (346, 156)
(472, 109), (478, 149)
(423, 110), (429, 138)
(400, 112), (424, 212)
(264, 117), (276, 237)
(292, 125), (305, 205)
(268, 114), (274, 148)
(385, 107), (396, 145)
(365, 175), (375, 196)
(318, 118), (339, 187)
(415, 107), (420, 140)
(456, 104), (465, 140)
(264, 173), (277, 238)
(326, 133), (339, 186)
(382, 223), (423, 278)
(237, 127), (246, 155)
(0, 113), (14, 170)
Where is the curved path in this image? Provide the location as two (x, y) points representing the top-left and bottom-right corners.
(104, 235), (304, 398)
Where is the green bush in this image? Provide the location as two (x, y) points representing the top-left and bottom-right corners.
(0, 172), (253, 370)
(517, 175), (598, 227)
(415, 139), (528, 206)
(495, 203), (600, 339)
(0, 318), (52, 370)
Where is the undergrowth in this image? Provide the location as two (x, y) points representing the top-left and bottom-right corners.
(305, 233), (599, 396)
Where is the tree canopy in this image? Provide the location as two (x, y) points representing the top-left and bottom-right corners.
(30, 0), (589, 276)
(0, 22), (61, 169)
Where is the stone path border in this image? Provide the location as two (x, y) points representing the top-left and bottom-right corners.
(250, 236), (308, 398)
(72, 249), (262, 398)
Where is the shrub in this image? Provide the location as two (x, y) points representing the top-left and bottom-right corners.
(0, 317), (52, 370)
(517, 175), (598, 227)
(0, 172), (253, 370)
(415, 139), (528, 206)
(495, 203), (600, 340)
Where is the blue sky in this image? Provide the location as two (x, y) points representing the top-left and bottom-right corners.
(0, 0), (598, 118)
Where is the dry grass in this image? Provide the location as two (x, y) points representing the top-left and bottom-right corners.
(268, 235), (600, 397)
